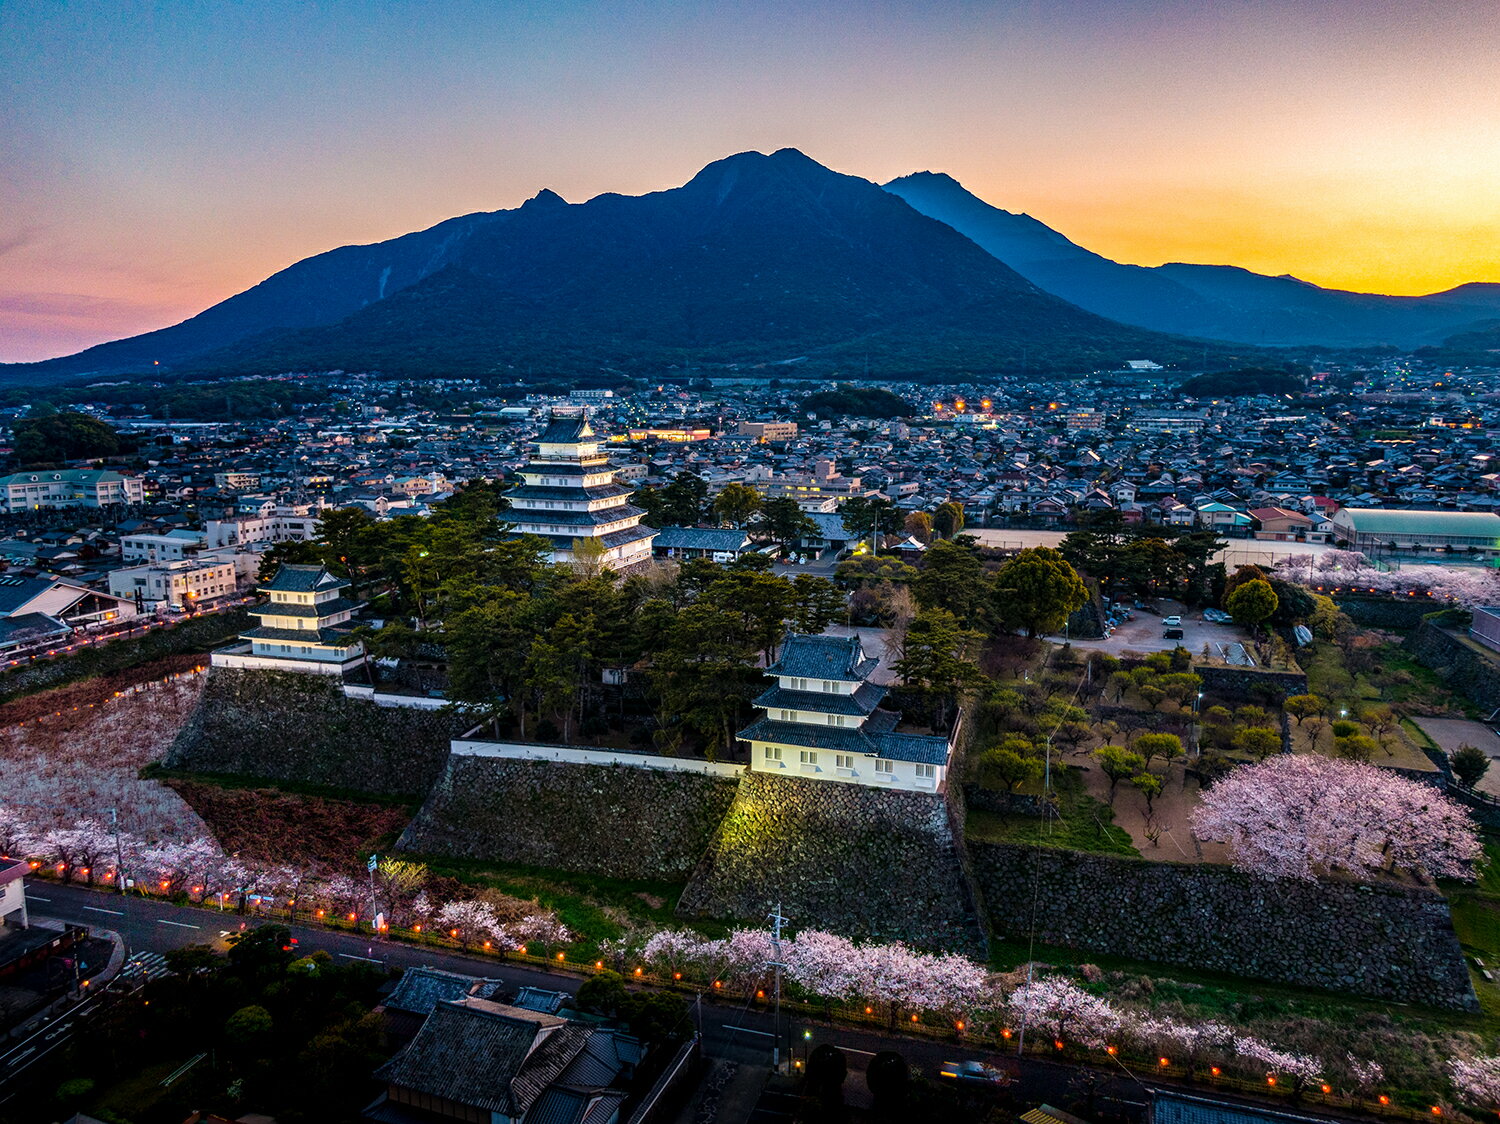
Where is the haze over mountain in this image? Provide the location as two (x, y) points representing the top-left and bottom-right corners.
(884, 172), (1500, 350)
(0, 149), (1252, 385)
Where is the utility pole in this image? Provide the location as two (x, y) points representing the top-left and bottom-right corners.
(107, 807), (125, 895)
(767, 903), (788, 1073)
(367, 854), (381, 934)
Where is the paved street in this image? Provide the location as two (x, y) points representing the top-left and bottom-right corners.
(16, 884), (1371, 1124)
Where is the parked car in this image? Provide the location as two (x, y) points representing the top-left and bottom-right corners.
(1164, 627), (1184, 640)
(1162, 615), (1182, 626)
(938, 1060), (1012, 1086)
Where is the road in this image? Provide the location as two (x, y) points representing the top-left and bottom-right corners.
(19, 884), (1372, 1124)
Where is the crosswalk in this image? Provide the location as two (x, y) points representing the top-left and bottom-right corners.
(122, 952), (171, 982)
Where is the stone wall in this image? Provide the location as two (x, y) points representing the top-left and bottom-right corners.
(970, 842), (1476, 1010)
(164, 668), (463, 798)
(1193, 663), (1307, 701)
(678, 773), (987, 956)
(398, 755), (739, 881)
(1407, 620), (1500, 714)
(1334, 595), (1442, 631)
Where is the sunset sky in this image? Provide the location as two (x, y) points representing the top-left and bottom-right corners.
(3, 0), (1499, 362)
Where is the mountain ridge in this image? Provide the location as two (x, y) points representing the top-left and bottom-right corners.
(6, 148), (1241, 383)
(883, 171), (1500, 348)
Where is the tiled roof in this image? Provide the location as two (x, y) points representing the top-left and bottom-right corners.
(507, 504), (645, 527)
(871, 731), (951, 766)
(738, 717), (876, 753)
(767, 634), (876, 682)
(753, 680), (887, 716)
(534, 416), (592, 445)
(375, 999), (583, 1117)
(242, 625), (360, 645)
(508, 483), (633, 501)
(653, 527), (754, 552)
(251, 596), (360, 619)
(382, 967), (502, 1015)
(259, 564), (347, 593)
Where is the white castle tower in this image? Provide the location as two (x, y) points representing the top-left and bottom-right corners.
(506, 411), (656, 570)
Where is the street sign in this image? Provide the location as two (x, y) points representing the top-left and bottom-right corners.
(367, 854), (378, 872)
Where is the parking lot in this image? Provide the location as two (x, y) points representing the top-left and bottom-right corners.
(1054, 600), (1256, 660)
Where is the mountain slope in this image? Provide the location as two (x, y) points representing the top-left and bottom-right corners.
(884, 172), (1500, 349)
(3, 208), (523, 381)
(15, 148), (1235, 382)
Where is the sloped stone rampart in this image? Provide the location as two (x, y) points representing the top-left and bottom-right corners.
(397, 755), (739, 881)
(163, 668), (462, 797)
(677, 773), (987, 956)
(971, 841), (1477, 1010)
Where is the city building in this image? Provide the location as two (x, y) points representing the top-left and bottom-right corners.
(203, 506), (323, 548)
(1330, 508), (1500, 556)
(108, 558), (238, 610)
(213, 470), (262, 491)
(367, 995), (640, 1124)
(0, 859), (29, 929)
(506, 412), (656, 570)
(121, 529), (207, 564)
(0, 574), (137, 656)
(737, 420), (799, 442)
(212, 563), (364, 676)
(651, 526), (758, 562)
(739, 633), (955, 792)
(0, 468), (143, 512)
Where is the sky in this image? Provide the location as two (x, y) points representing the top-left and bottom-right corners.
(2, 0), (1499, 363)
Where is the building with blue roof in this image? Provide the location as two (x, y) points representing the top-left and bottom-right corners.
(740, 633), (954, 792)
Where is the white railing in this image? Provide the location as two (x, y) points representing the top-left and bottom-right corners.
(450, 739), (744, 777)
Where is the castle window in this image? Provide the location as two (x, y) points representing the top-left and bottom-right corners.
(874, 758), (894, 774)
(763, 746), (782, 762)
(835, 754), (854, 770)
(914, 764), (937, 781)
(799, 750), (818, 766)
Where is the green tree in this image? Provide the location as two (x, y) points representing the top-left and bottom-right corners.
(911, 538), (988, 625)
(981, 745), (1044, 792)
(902, 510), (934, 544)
(993, 547), (1088, 638)
(1094, 746), (1145, 804)
(1334, 733), (1380, 763)
(225, 1003), (275, 1053)
(892, 608), (984, 726)
(932, 500), (965, 539)
(1283, 694), (1325, 726)
(1133, 733), (1184, 771)
(712, 482), (763, 527)
(1233, 726), (1282, 759)
(758, 497), (818, 553)
(790, 574), (846, 634)
(1133, 771), (1164, 815)
(1452, 743), (1491, 789)
(1226, 578), (1278, 631)
(13, 410), (122, 465)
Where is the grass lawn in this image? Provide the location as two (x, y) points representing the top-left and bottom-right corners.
(413, 854), (728, 954)
(966, 794), (1138, 857)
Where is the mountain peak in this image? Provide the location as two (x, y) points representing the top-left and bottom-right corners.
(522, 188), (568, 210)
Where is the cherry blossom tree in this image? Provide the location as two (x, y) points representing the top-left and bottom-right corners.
(1192, 755), (1482, 882)
(1007, 975), (1120, 1047)
(1233, 1035), (1323, 1087)
(1276, 553), (1500, 607)
(1451, 1055), (1500, 1110)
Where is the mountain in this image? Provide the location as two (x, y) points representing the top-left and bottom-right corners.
(2, 150), (1254, 384)
(884, 171), (1500, 349)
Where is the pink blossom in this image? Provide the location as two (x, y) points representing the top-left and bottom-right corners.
(1192, 755), (1482, 882)
(1007, 975), (1120, 1047)
(1451, 1055), (1500, 1108)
